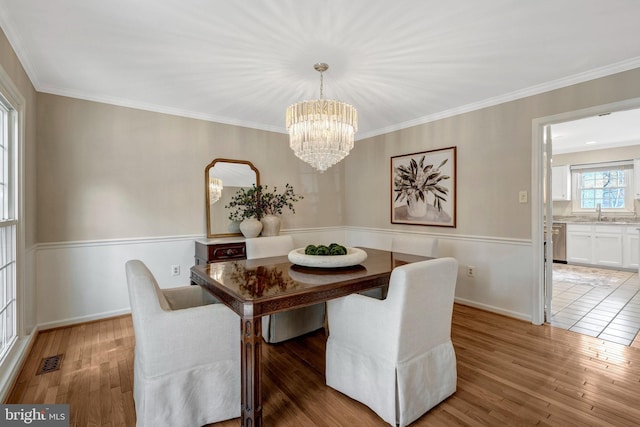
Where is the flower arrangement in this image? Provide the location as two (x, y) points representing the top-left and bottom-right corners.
(225, 183), (303, 221)
(225, 184), (262, 221)
(393, 155), (450, 211)
(259, 183), (303, 216)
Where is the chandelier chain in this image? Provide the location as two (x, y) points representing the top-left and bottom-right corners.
(314, 62), (328, 98)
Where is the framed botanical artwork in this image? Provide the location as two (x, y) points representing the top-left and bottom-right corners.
(391, 146), (457, 227)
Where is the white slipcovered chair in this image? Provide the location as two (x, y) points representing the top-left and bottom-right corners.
(245, 235), (326, 343)
(326, 257), (458, 427)
(392, 234), (439, 257)
(361, 235), (439, 299)
(125, 260), (240, 427)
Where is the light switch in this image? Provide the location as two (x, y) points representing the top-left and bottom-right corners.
(519, 191), (528, 203)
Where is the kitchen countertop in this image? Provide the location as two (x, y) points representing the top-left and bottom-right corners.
(552, 216), (640, 225)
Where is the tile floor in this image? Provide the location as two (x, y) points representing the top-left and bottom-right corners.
(551, 263), (640, 346)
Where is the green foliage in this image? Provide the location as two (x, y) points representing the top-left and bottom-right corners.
(315, 245), (330, 255)
(393, 155), (450, 212)
(304, 243), (347, 256)
(225, 184), (262, 221)
(225, 183), (303, 221)
(260, 183), (303, 215)
(330, 245), (347, 255)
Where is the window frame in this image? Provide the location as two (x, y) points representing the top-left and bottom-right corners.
(571, 161), (635, 214)
(0, 64), (25, 371)
(0, 92), (17, 364)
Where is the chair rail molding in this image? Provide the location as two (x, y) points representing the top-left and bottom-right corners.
(33, 227), (533, 330)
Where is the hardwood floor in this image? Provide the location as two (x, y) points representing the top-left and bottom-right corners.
(6, 315), (137, 426)
(6, 304), (640, 426)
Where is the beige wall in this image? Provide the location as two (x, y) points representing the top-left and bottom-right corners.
(32, 59), (640, 244)
(345, 68), (640, 240)
(552, 144), (640, 166)
(36, 94), (346, 243)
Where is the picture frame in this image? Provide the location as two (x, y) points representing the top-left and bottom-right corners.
(391, 146), (457, 227)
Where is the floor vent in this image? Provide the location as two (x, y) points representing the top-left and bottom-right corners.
(37, 354), (63, 375)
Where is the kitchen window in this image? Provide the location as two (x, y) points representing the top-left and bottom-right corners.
(571, 161), (634, 213)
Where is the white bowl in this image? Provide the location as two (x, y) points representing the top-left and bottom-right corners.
(288, 247), (368, 268)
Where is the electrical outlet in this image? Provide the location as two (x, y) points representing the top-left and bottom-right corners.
(171, 265), (180, 276)
(466, 266), (475, 277)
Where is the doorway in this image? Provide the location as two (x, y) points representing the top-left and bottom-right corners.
(532, 98), (640, 329)
(544, 108), (640, 345)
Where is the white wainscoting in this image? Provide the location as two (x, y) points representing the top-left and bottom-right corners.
(36, 235), (203, 329)
(346, 227), (534, 321)
(34, 227), (533, 329)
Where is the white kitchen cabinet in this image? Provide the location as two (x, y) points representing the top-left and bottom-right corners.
(566, 224), (624, 267)
(634, 159), (640, 199)
(552, 165), (571, 201)
(623, 225), (640, 269)
(593, 225), (623, 267)
(567, 224), (593, 264)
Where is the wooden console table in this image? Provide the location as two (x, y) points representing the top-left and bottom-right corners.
(194, 237), (246, 265)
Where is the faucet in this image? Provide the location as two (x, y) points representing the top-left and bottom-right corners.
(597, 203), (602, 221)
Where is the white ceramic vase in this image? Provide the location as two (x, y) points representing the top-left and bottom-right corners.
(240, 218), (262, 238)
(407, 197), (427, 218)
(260, 214), (281, 237)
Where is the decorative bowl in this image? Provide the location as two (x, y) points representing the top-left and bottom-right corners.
(288, 247), (368, 268)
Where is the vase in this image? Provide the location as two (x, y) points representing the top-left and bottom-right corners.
(228, 220), (241, 233)
(260, 214), (281, 237)
(407, 197), (427, 218)
(240, 218), (262, 238)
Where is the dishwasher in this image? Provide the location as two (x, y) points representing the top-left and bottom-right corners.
(544, 222), (566, 263)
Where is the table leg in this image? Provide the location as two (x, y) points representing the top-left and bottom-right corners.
(241, 317), (262, 427)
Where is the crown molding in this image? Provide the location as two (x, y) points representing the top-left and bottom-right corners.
(356, 58), (640, 141)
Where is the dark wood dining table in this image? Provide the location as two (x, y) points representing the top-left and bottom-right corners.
(190, 247), (429, 427)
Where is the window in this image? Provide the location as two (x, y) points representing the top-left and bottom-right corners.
(0, 95), (17, 362)
(571, 161), (634, 213)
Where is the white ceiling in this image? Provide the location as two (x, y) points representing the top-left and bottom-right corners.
(551, 108), (640, 155)
(1, 0), (640, 140)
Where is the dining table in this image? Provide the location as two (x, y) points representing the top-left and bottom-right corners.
(190, 246), (429, 427)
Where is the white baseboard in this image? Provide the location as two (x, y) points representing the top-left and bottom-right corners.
(37, 308), (131, 331)
(454, 297), (531, 322)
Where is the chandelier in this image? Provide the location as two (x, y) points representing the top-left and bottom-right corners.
(209, 178), (223, 204)
(286, 63), (358, 173)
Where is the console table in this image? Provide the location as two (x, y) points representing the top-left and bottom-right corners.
(194, 237), (246, 265)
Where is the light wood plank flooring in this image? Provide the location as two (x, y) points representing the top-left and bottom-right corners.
(6, 304), (640, 426)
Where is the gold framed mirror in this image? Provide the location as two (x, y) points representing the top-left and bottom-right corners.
(205, 158), (260, 238)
